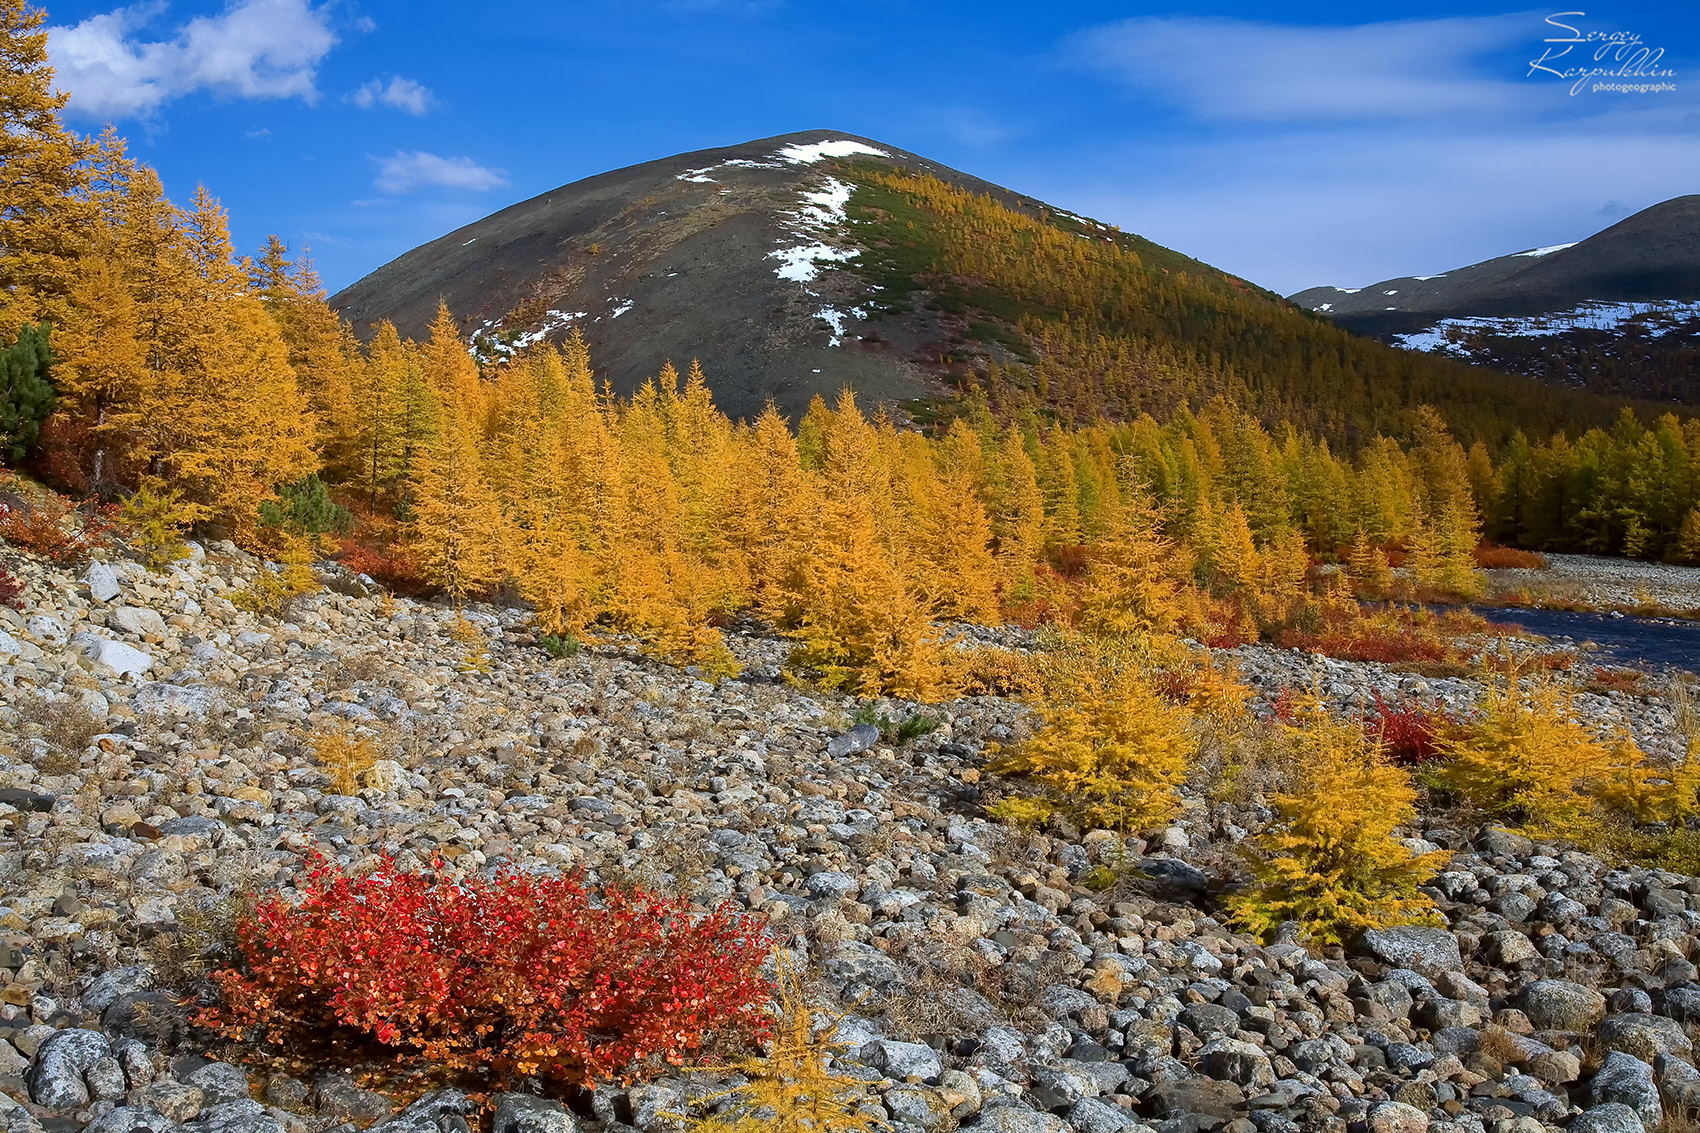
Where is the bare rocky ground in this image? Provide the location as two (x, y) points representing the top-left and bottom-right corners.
(1484, 555), (1700, 614)
(1, 543), (1698, 1133)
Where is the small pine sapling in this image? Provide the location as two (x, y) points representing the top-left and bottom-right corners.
(992, 636), (1196, 835)
(685, 955), (883, 1133)
(309, 725), (380, 795)
(1228, 695), (1450, 946)
(117, 478), (192, 571)
(1435, 661), (1632, 831)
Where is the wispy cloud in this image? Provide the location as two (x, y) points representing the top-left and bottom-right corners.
(1058, 11), (1697, 292)
(1071, 14), (1536, 122)
(351, 75), (434, 115)
(49, 0), (337, 119)
(374, 151), (508, 194)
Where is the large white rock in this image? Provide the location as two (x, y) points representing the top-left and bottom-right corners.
(75, 634), (153, 678)
(84, 561), (121, 603)
(110, 606), (168, 639)
(25, 616), (66, 646)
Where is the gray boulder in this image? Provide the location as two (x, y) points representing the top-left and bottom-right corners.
(491, 1094), (577, 1133)
(366, 1091), (473, 1133)
(1198, 1038), (1275, 1089)
(187, 1063), (253, 1107)
(1569, 1103), (1647, 1133)
(1366, 1101), (1428, 1133)
(860, 1039), (942, 1082)
(1519, 979), (1607, 1031)
(974, 1107), (1070, 1133)
(0, 1092), (42, 1133)
(827, 724), (880, 757)
(84, 1107), (178, 1133)
(85, 561), (121, 603)
(1590, 1051), (1663, 1129)
(314, 1074), (393, 1123)
(1065, 1098), (1153, 1133)
(1359, 927), (1462, 978)
(111, 606), (168, 639)
(26, 1028), (124, 1110)
(1597, 1012), (1693, 1061)
(185, 1100), (284, 1133)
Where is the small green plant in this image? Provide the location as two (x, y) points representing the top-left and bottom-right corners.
(540, 632), (581, 659)
(117, 478), (192, 571)
(850, 705), (939, 745)
(258, 473), (351, 536)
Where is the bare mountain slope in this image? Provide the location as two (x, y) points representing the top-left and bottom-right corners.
(334, 130), (1644, 441)
(332, 130), (1044, 421)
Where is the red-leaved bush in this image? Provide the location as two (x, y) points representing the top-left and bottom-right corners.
(0, 565), (22, 610)
(1362, 693), (1456, 765)
(204, 857), (773, 1086)
(0, 493), (115, 566)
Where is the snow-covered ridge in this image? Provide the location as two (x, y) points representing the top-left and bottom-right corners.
(1513, 242), (1578, 258)
(1393, 299), (1700, 354)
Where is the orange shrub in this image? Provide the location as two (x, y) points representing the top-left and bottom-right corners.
(204, 857), (772, 1087)
(1475, 544), (1548, 569)
(0, 492), (115, 565)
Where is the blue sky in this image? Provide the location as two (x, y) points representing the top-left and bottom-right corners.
(40, 0), (1700, 296)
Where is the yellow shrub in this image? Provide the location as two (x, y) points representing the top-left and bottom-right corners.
(944, 647), (1041, 698)
(450, 613), (493, 675)
(986, 795), (1056, 830)
(118, 477), (193, 571)
(1228, 696), (1450, 945)
(1436, 665), (1633, 829)
(993, 635), (1195, 834)
(686, 955), (881, 1133)
(309, 725), (380, 795)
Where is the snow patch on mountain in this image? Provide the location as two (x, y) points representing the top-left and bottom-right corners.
(775, 139), (889, 164)
(1394, 299), (1700, 354)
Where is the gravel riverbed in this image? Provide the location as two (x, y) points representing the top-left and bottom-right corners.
(1, 543), (1698, 1133)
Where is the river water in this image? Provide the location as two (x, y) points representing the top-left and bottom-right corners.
(1475, 606), (1700, 673)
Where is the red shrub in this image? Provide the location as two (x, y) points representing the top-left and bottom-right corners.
(204, 857), (772, 1087)
(0, 565), (22, 610)
(338, 536), (432, 597)
(1362, 693), (1455, 765)
(1278, 626), (1450, 665)
(1474, 543), (1548, 570)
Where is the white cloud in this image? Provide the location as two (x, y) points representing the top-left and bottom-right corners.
(1051, 12), (1700, 291)
(1040, 126), (1700, 295)
(351, 75), (434, 115)
(50, 0), (336, 119)
(1071, 14), (1538, 122)
(374, 151), (508, 194)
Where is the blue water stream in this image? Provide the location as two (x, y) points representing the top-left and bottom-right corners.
(1474, 606), (1700, 673)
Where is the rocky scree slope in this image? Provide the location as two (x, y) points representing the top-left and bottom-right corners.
(0, 544), (1698, 1133)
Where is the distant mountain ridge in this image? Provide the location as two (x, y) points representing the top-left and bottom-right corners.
(1290, 197), (1700, 403)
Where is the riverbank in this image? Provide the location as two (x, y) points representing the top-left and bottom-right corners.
(1485, 552), (1700, 615)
